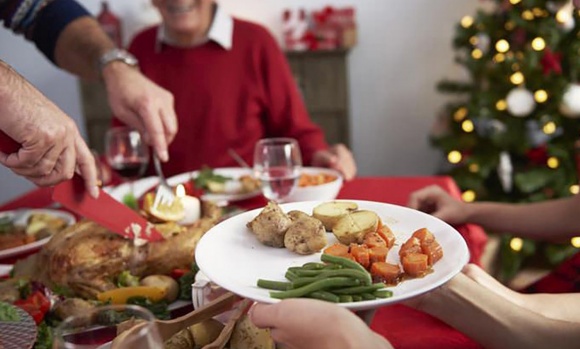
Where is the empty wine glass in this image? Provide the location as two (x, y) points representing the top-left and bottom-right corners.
(105, 127), (149, 195)
(253, 137), (302, 203)
(53, 304), (162, 349)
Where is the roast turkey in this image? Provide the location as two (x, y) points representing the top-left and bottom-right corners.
(13, 202), (221, 299)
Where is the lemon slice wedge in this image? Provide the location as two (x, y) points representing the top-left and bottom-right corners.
(143, 192), (185, 222)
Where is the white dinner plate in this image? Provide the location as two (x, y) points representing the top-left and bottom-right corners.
(167, 167), (261, 203)
(107, 176), (160, 203)
(108, 168), (261, 205)
(196, 200), (470, 311)
(0, 209), (76, 260)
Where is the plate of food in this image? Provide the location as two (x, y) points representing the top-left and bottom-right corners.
(168, 167), (262, 203)
(108, 167), (262, 207)
(196, 200), (470, 311)
(0, 209), (76, 260)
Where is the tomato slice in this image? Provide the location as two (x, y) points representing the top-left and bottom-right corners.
(14, 291), (51, 325)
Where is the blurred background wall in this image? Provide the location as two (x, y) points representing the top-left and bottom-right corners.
(0, 0), (481, 203)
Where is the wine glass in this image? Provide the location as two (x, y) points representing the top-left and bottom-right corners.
(253, 137), (302, 202)
(53, 304), (162, 349)
(105, 127), (149, 195)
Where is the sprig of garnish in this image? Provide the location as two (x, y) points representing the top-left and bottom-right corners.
(193, 166), (232, 191)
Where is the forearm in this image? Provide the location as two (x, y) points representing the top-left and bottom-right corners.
(53, 16), (116, 80)
(419, 274), (580, 349)
(0, 61), (39, 129)
(464, 195), (580, 240)
(519, 293), (580, 322)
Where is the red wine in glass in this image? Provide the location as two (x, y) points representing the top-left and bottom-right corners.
(105, 127), (150, 194)
(109, 159), (148, 180)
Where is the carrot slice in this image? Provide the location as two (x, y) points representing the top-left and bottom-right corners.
(369, 246), (389, 264)
(412, 228), (443, 266)
(412, 228), (435, 244)
(323, 243), (350, 258)
(377, 224), (396, 249)
(350, 244), (371, 269)
(401, 253), (429, 277)
(399, 236), (422, 258)
(370, 262), (401, 285)
(363, 232), (387, 248)
(422, 240), (443, 266)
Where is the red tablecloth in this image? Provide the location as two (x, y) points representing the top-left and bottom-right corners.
(0, 175), (486, 348)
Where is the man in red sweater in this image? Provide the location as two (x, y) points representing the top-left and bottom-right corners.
(117, 0), (357, 180)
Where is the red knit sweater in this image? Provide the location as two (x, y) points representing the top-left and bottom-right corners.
(118, 19), (329, 177)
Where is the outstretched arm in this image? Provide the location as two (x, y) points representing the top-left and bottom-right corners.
(409, 270), (580, 349)
(408, 185), (580, 241)
(0, 60), (98, 196)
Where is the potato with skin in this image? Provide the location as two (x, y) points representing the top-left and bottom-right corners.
(229, 313), (275, 349)
(312, 201), (358, 231)
(189, 319), (225, 348)
(332, 210), (379, 245)
(284, 216), (327, 255)
(139, 275), (179, 302)
(246, 202), (292, 248)
(287, 210), (311, 221)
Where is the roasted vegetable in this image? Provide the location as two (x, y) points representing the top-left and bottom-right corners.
(312, 201), (358, 231)
(332, 210), (379, 245)
(117, 271), (140, 288)
(229, 314), (275, 349)
(140, 275), (179, 302)
(96, 286), (165, 304)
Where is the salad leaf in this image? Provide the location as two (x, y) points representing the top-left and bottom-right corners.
(126, 296), (170, 320)
(34, 322), (53, 349)
(0, 215), (14, 234)
(122, 193), (138, 210)
(193, 166), (232, 191)
(0, 301), (20, 321)
(116, 271), (140, 288)
(178, 262), (199, 301)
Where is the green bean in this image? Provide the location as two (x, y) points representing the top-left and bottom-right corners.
(323, 264), (343, 270)
(257, 279), (292, 291)
(285, 270), (299, 281)
(307, 291), (339, 303)
(291, 276), (319, 288)
(338, 295), (353, 303)
(292, 269), (371, 288)
(270, 277), (360, 299)
(302, 262), (326, 270)
(352, 295), (363, 302)
(287, 268), (325, 277)
(321, 254), (369, 274)
(361, 293), (376, 300)
(373, 290), (393, 298)
(332, 283), (387, 295)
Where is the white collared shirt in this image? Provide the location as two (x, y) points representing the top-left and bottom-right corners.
(155, 3), (233, 52)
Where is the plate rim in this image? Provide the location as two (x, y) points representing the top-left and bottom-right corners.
(0, 208), (76, 259)
(195, 199), (470, 311)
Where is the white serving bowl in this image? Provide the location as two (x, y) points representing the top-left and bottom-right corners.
(285, 167), (343, 202)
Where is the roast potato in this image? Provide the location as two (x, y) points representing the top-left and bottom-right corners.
(140, 275), (179, 302)
(332, 210), (379, 245)
(312, 201), (358, 231)
(284, 216), (327, 255)
(229, 314), (275, 349)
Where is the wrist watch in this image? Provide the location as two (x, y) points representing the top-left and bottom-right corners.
(98, 48), (139, 73)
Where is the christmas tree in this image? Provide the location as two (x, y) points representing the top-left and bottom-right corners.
(433, 0), (580, 281)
